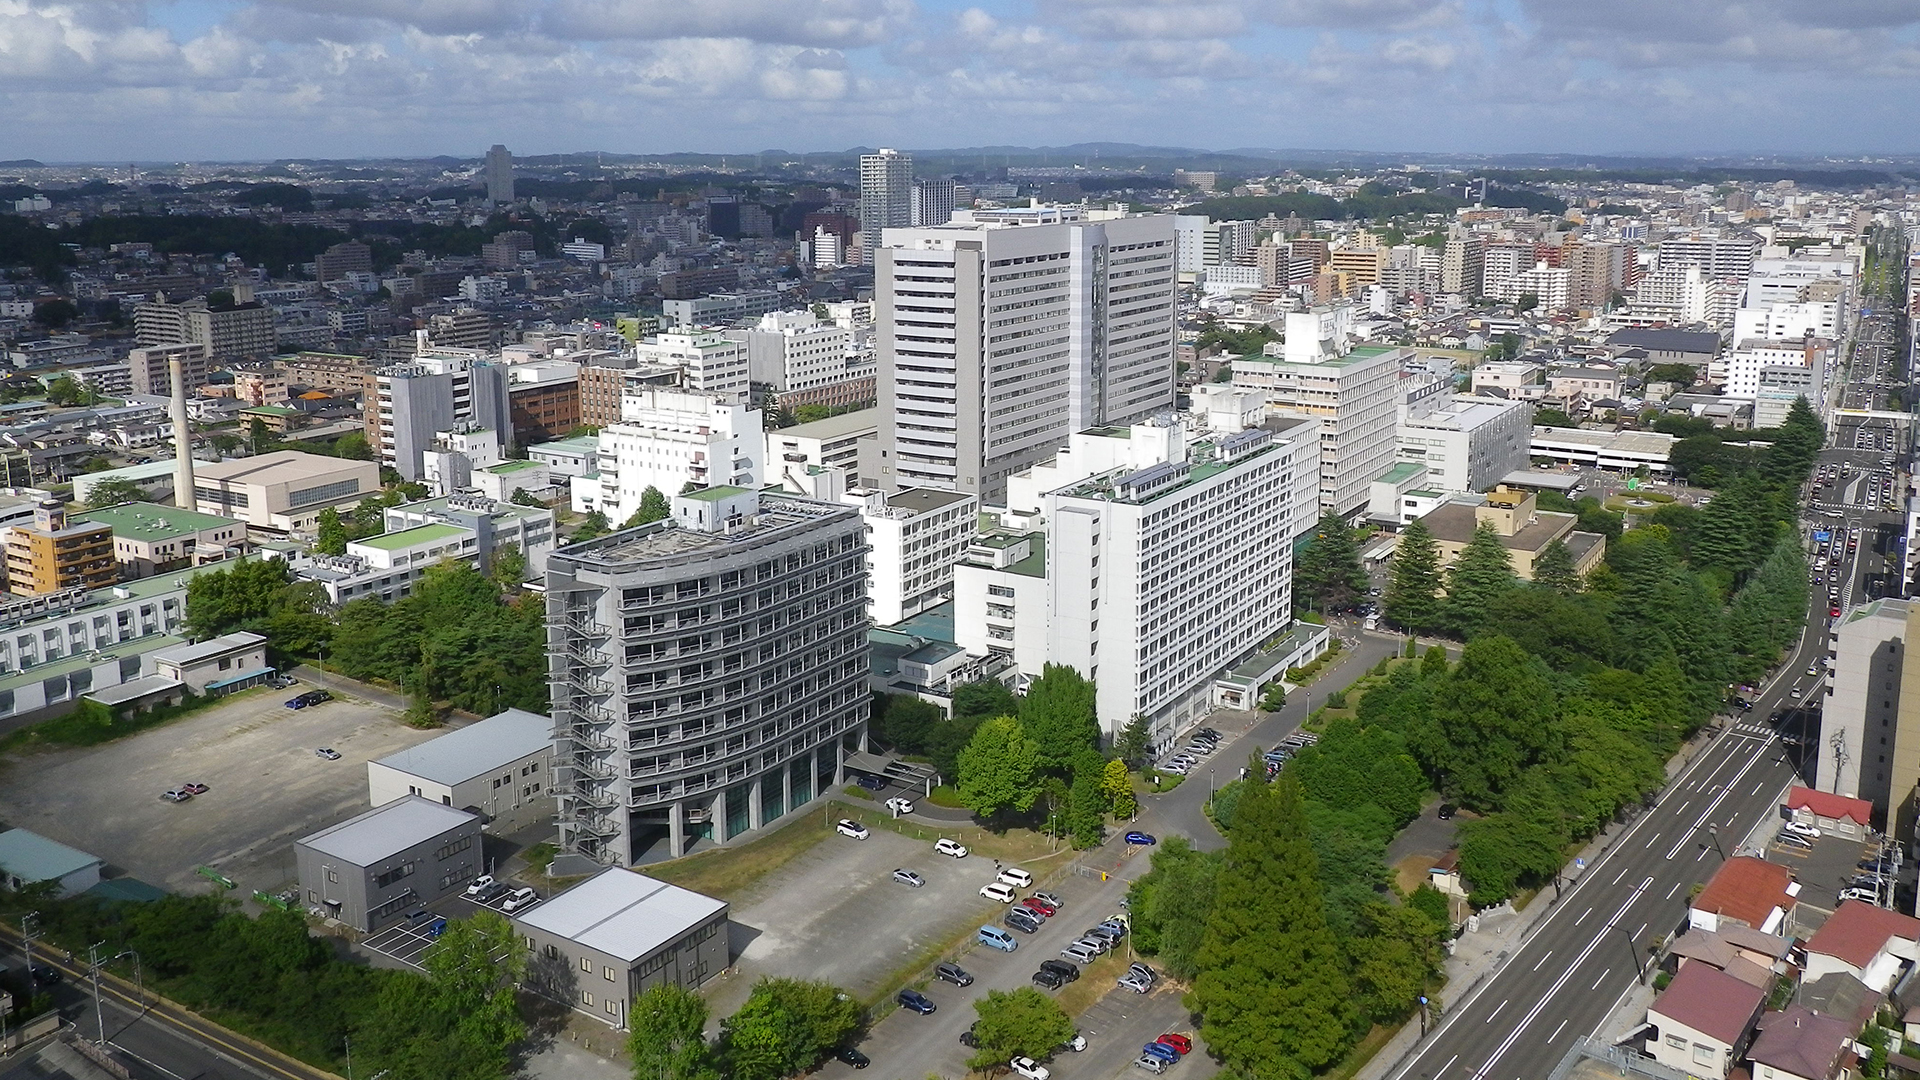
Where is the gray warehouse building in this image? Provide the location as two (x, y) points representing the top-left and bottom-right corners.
(367, 707), (554, 830)
(546, 487), (870, 866)
(295, 796), (483, 931)
(515, 867), (728, 1030)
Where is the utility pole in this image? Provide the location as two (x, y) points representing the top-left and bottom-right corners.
(88, 940), (106, 1044)
(1612, 924), (1647, 983)
(20, 912), (38, 981)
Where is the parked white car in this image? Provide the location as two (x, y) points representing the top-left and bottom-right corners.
(885, 796), (916, 815)
(836, 819), (870, 840)
(1782, 820), (1821, 839)
(464, 874), (496, 897)
(980, 881), (1017, 904)
(935, 837), (969, 858)
(501, 887), (539, 913)
(997, 866), (1033, 889)
(1011, 1057), (1050, 1080)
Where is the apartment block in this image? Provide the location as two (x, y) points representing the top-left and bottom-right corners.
(4, 498), (117, 595)
(127, 343), (209, 397)
(1822, 600), (1908, 827)
(873, 206), (1177, 502)
(634, 331), (749, 403)
(849, 487), (977, 627)
(134, 297), (275, 363)
(369, 343), (515, 481)
(546, 488), (869, 865)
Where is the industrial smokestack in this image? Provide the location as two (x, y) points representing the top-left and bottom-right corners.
(169, 357), (195, 510)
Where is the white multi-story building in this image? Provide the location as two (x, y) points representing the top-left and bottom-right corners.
(765, 409), (877, 488)
(1658, 232), (1762, 281)
(872, 206), (1177, 502)
(1395, 395), (1535, 494)
(847, 487), (977, 626)
(724, 312), (869, 397)
(1229, 306), (1400, 520)
(954, 420), (1306, 744)
(1499, 261), (1572, 310)
(1733, 301), (1841, 343)
(292, 494), (556, 603)
(589, 390), (763, 524)
(1723, 340), (1829, 401)
(911, 178), (957, 228)
(369, 339), (514, 482)
(634, 330), (749, 403)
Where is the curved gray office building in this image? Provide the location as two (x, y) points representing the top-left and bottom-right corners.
(546, 487), (871, 866)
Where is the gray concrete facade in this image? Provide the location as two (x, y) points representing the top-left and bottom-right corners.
(294, 796), (483, 931)
(545, 492), (870, 866)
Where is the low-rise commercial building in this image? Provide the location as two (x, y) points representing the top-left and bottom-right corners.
(0, 829), (104, 898)
(368, 707), (553, 829)
(294, 796), (484, 932)
(515, 868), (729, 1030)
(193, 450), (380, 533)
(1528, 427), (1677, 474)
(149, 631), (272, 694)
(1417, 487), (1606, 580)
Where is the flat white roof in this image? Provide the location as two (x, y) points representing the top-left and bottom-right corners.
(196, 450), (375, 485)
(513, 868), (727, 963)
(369, 708), (553, 787)
(297, 795), (478, 865)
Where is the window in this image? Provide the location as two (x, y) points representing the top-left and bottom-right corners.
(433, 835), (473, 860)
(581, 957), (593, 972)
(287, 478), (361, 509)
(582, 991), (594, 1006)
(1664, 1035), (1686, 1050)
(605, 966), (615, 981)
(1692, 1044), (1714, 1064)
(374, 863), (415, 888)
(606, 1000), (619, 1016)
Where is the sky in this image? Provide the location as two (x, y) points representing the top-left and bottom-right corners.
(5, 0), (1920, 162)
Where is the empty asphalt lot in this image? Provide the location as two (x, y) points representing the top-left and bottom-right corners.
(0, 681), (438, 896)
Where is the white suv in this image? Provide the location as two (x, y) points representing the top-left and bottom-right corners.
(935, 837), (969, 858)
(981, 881), (1017, 903)
(997, 867), (1033, 889)
(885, 796), (916, 815)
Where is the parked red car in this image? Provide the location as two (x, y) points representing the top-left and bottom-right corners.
(1156, 1034), (1192, 1056)
(1019, 897), (1056, 917)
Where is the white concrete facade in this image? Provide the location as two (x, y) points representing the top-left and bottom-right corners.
(1230, 336), (1401, 519)
(634, 331), (749, 403)
(1396, 395), (1535, 494)
(596, 390), (764, 525)
(847, 487), (978, 626)
(873, 207), (1177, 502)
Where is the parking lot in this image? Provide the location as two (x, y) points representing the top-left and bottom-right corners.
(0, 679), (438, 895)
(706, 819), (1062, 1017)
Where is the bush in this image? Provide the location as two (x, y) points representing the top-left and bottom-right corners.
(843, 785), (873, 800)
(1326, 690), (1349, 710)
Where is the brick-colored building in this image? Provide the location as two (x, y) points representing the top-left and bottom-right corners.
(509, 380), (581, 446)
(5, 499), (117, 594)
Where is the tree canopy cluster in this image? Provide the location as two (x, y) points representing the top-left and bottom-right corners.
(626, 978), (862, 1080)
(1295, 512), (1370, 614)
(1131, 773), (1447, 1078)
(0, 890), (525, 1080)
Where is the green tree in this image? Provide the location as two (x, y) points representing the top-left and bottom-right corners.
(1102, 757), (1137, 819)
(334, 431), (374, 460)
(1258, 683), (1287, 712)
(1066, 750), (1107, 849)
(953, 678), (1019, 722)
(510, 488), (545, 508)
(1192, 771), (1356, 1077)
(1384, 517), (1443, 632)
(1532, 539), (1581, 595)
(628, 984), (717, 1080)
(84, 477), (147, 509)
(316, 507), (349, 555)
(873, 693), (942, 754)
(624, 486), (671, 529)
(1295, 512), (1368, 612)
(1127, 838), (1221, 979)
(45, 374), (87, 406)
(249, 416), (279, 452)
(489, 542), (526, 590)
(1020, 663), (1101, 771)
(574, 510), (611, 539)
(720, 978), (862, 1080)
(1441, 520), (1518, 638)
(1349, 902), (1445, 1023)
(956, 714), (1041, 820)
(967, 987), (1076, 1071)
(1114, 713), (1152, 770)
(31, 298), (80, 330)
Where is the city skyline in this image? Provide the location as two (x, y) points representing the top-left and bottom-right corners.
(4, 0), (1920, 162)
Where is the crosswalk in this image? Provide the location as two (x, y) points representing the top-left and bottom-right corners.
(1722, 722), (1776, 740)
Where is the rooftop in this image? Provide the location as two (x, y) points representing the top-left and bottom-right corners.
(563, 494), (856, 567)
(196, 450), (376, 485)
(886, 488), (975, 515)
(1692, 855), (1796, 931)
(512, 868), (727, 962)
(1787, 786), (1873, 825)
(1376, 461), (1427, 484)
(74, 503), (242, 541)
(774, 408), (879, 442)
(0, 828), (103, 881)
(529, 435), (600, 457)
(370, 708), (553, 787)
(353, 523), (469, 551)
(1748, 1006), (1854, 1079)
(150, 631), (266, 669)
(1647, 962), (1766, 1046)
(485, 459), (546, 475)
(1805, 899), (1920, 970)
(682, 485), (745, 503)
(240, 405), (300, 417)
(297, 795), (478, 865)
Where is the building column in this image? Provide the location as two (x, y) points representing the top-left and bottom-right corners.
(668, 800), (686, 859)
(746, 778), (762, 838)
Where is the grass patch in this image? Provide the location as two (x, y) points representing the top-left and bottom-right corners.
(843, 784), (874, 799)
(523, 842), (558, 877)
(926, 784), (968, 809)
(1144, 771), (1184, 794)
(1320, 1022), (1397, 1080)
(644, 814), (835, 902)
(1054, 950), (1132, 1017)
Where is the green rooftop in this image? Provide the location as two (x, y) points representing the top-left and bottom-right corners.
(682, 485), (746, 503)
(240, 405), (300, 417)
(1377, 461), (1427, 484)
(486, 459), (545, 474)
(530, 435), (600, 456)
(75, 503), (240, 542)
(353, 523), (468, 551)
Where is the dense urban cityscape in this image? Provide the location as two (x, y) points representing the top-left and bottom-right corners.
(0, 139), (1914, 1080)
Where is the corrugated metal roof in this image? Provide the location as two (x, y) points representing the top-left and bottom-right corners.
(296, 796), (478, 865)
(512, 868), (726, 963)
(0, 828), (103, 881)
(369, 708), (552, 787)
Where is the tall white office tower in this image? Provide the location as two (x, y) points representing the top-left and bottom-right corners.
(911, 178), (957, 227)
(871, 206), (1178, 503)
(859, 149), (913, 258)
(485, 144), (514, 204)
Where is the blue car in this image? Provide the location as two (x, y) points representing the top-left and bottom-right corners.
(1141, 1043), (1180, 1063)
(285, 696), (309, 709)
(1124, 832), (1158, 846)
(897, 989), (937, 1015)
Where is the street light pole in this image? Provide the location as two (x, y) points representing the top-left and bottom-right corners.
(1613, 925), (1647, 983)
(113, 950), (142, 1013)
(88, 941), (106, 1044)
